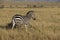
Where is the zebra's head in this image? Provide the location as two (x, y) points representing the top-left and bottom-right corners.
(26, 10), (36, 20)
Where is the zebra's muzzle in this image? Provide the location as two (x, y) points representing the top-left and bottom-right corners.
(33, 18), (36, 20)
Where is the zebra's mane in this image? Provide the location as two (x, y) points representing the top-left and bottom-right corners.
(26, 10), (34, 15)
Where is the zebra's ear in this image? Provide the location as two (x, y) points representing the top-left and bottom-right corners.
(27, 10), (34, 14)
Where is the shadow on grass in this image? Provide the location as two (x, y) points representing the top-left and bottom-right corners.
(0, 23), (36, 31)
(0, 25), (6, 29)
(0, 22), (13, 30)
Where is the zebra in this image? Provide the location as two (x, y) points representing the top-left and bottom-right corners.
(11, 10), (36, 31)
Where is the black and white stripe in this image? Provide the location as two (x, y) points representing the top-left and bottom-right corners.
(11, 10), (36, 31)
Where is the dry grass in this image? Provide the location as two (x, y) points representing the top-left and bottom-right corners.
(0, 8), (60, 40)
(1, 2), (60, 8)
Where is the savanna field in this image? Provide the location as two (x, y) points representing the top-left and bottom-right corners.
(0, 8), (60, 40)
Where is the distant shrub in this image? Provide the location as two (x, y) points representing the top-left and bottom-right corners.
(0, 5), (4, 8)
(39, 5), (44, 8)
(33, 5), (37, 8)
(10, 5), (13, 8)
(27, 4), (31, 8)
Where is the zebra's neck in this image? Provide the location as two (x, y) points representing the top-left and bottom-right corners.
(26, 15), (32, 19)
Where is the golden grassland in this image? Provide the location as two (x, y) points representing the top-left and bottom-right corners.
(0, 8), (60, 40)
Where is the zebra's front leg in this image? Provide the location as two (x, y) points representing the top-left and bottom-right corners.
(25, 24), (28, 32)
(12, 20), (15, 30)
(27, 23), (32, 28)
(25, 23), (32, 32)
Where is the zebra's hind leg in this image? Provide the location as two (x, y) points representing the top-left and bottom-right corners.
(12, 20), (15, 30)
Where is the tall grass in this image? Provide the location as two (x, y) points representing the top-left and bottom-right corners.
(0, 8), (60, 40)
